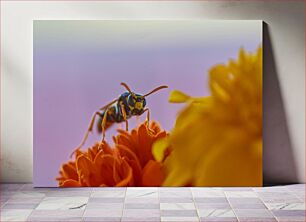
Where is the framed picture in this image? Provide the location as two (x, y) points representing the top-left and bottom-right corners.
(34, 20), (262, 187)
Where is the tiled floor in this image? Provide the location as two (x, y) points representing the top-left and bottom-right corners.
(0, 184), (305, 222)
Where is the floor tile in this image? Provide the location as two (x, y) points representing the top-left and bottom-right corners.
(126, 188), (158, 198)
(1, 192), (15, 201)
(276, 218), (306, 222)
(122, 209), (160, 217)
(29, 209), (84, 218)
(200, 217), (238, 222)
(122, 217), (161, 221)
(2, 203), (39, 209)
(0, 209), (32, 221)
(161, 216), (199, 222)
(20, 184), (56, 192)
(159, 187), (191, 192)
(194, 197), (228, 203)
(265, 202), (305, 210)
(160, 197), (194, 203)
(195, 202), (231, 209)
(192, 188), (225, 197)
(225, 191), (258, 198)
(86, 202), (123, 209)
(291, 191), (305, 201)
(234, 209), (274, 218)
(257, 192), (296, 197)
(222, 187), (253, 191)
(91, 190), (125, 198)
(45, 190), (91, 197)
(161, 209), (198, 217)
(125, 197), (159, 203)
(230, 202), (266, 209)
(127, 187), (158, 191)
(286, 184), (305, 191)
(159, 190), (192, 198)
(228, 198), (262, 204)
(83, 208), (123, 217)
(237, 218), (277, 222)
(27, 216), (83, 221)
(198, 209), (235, 217)
(257, 192), (301, 203)
(83, 217), (121, 222)
(36, 196), (88, 210)
(125, 203), (160, 209)
(160, 203), (196, 210)
(1, 184), (24, 191)
(7, 197), (44, 204)
(253, 186), (289, 193)
(272, 209), (305, 217)
(89, 197), (124, 203)
(1, 196), (11, 205)
(11, 191), (46, 199)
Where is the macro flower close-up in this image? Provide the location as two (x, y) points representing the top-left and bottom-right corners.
(57, 121), (169, 187)
(154, 47), (263, 187)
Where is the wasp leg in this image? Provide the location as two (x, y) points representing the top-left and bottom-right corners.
(142, 108), (154, 134)
(120, 102), (129, 131)
(99, 98), (118, 111)
(71, 111), (103, 158)
(99, 109), (109, 149)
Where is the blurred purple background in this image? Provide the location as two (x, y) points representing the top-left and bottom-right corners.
(33, 20), (262, 186)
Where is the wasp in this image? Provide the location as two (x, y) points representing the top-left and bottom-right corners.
(73, 82), (168, 155)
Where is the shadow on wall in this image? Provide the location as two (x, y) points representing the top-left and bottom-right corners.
(263, 22), (298, 185)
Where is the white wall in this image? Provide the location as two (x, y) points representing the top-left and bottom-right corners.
(1, 1), (304, 184)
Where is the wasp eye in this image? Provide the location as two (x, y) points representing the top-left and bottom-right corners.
(128, 95), (135, 106)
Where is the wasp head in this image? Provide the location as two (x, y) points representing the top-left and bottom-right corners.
(127, 93), (146, 115)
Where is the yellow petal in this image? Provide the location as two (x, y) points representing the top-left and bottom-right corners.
(168, 90), (191, 103)
(163, 167), (191, 187)
(152, 138), (169, 162)
(239, 47), (247, 64)
(210, 81), (230, 103)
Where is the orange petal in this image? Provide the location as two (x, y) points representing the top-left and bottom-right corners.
(141, 160), (165, 186)
(116, 145), (142, 170)
(88, 148), (96, 161)
(102, 142), (114, 155)
(116, 159), (134, 187)
(94, 154), (116, 186)
(60, 179), (81, 187)
(61, 163), (78, 181)
(76, 155), (99, 186)
(113, 157), (122, 184)
(75, 149), (83, 158)
(126, 159), (142, 186)
(116, 131), (136, 153)
(150, 121), (161, 134)
(138, 124), (154, 166)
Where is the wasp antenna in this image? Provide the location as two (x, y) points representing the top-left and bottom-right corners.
(120, 82), (133, 94)
(144, 85), (168, 97)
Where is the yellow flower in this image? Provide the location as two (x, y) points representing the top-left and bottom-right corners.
(154, 47), (262, 187)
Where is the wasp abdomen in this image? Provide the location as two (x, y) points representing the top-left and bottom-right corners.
(96, 103), (129, 132)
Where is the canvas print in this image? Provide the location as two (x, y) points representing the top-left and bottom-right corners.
(34, 20), (262, 187)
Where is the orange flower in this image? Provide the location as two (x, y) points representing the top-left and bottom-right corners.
(56, 121), (170, 187)
(56, 142), (115, 187)
(113, 121), (169, 186)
